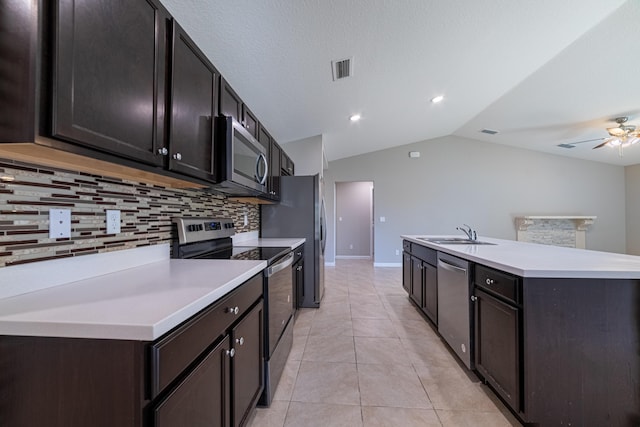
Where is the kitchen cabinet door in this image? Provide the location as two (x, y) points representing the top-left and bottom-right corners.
(423, 262), (437, 325)
(409, 256), (423, 307)
(281, 151), (294, 176)
(475, 288), (520, 413)
(269, 140), (282, 200)
(242, 105), (259, 139)
(153, 336), (232, 427)
(167, 21), (218, 182)
(219, 78), (242, 125)
(231, 301), (264, 427)
(402, 252), (411, 294)
(53, 0), (168, 166)
(219, 79), (259, 138)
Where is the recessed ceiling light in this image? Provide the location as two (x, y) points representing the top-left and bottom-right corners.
(431, 95), (444, 104)
(350, 114), (361, 122)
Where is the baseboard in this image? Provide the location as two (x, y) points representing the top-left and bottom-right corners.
(335, 256), (372, 259)
(325, 261), (336, 267)
(373, 262), (402, 267)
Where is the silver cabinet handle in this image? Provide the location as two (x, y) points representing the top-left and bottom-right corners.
(227, 306), (239, 315)
(173, 152), (182, 160)
(296, 251), (302, 256)
(226, 348), (235, 357)
(236, 337), (244, 346)
(296, 265), (303, 271)
(486, 278), (495, 285)
(470, 295), (478, 302)
(157, 147), (168, 155)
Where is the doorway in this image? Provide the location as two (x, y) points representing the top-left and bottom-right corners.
(335, 181), (374, 259)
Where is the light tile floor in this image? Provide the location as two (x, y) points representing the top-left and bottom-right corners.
(249, 259), (522, 427)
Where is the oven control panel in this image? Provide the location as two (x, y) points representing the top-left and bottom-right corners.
(172, 217), (235, 244)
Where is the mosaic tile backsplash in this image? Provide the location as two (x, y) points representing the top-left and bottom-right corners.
(0, 158), (259, 267)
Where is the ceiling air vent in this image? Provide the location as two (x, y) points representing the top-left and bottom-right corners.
(332, 57), (353, 81)
(557, 143), (576, 149)
(480, 128), (499, 135)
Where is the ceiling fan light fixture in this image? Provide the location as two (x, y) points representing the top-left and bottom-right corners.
(607, 127), (626, 137)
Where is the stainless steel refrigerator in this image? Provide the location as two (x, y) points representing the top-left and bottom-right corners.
(261, 174), (325, 308)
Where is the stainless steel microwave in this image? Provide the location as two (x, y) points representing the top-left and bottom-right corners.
(213, 115), (268, 195)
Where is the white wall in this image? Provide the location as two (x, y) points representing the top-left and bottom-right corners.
(625, 164), (640, 255)
(324, 135), (627, 264)
(281, 135), (326, 176)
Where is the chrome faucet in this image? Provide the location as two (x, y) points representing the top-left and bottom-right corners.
(456, 224), (477, 241)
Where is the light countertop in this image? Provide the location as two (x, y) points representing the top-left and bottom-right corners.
(0, 257), (266, 341)
(402, 235), (640, 279)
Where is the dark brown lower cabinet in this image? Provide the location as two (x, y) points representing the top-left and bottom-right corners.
(231, 301), (264, 427)
(402, 251), (411, 293)
(409, 256), (423, 307)
(422, 261), (437, 324)
(402, 240), (437, 325)
(154, 336), (231, 427)
(0, 275), (265, 427)
(474, 288), (520, 412)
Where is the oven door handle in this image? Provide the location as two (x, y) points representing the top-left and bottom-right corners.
(265, 252), (294, 277)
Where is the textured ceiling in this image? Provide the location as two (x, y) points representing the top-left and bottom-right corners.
(161, 0), (639, 165)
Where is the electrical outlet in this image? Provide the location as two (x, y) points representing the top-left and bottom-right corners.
(106, 210), (121, 234)
(379, 216), (386, 223)
(349, 244), (354, 249)
(49, 209), (71, 238)
(395, 249), (400, 255)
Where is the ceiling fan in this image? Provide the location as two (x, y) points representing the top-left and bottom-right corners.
(558, 117), (640, 156)
(592, 116), (640, 155)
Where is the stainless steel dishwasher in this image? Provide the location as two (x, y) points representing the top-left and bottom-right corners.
(437, 252), (473, 369)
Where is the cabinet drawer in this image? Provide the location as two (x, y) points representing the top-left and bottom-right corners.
(474, 265), (519, 304)
(150, 273), (263, 397)
(411, 244), (437, 265)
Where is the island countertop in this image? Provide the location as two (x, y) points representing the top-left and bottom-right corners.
(402, 235), (640, 279)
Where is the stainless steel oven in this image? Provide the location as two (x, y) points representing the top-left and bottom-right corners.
(213, 115), (268, 196)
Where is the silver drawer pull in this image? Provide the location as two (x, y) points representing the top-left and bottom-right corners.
(486, 278), (495, 285)
(226, 348), (235, 358)
(227, 306), (239, 315)
(236, 337), (244, 346)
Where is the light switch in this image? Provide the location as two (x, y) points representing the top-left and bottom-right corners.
(49, 209), (71, 238)
(106, 210), (121, 234)
(379, 216), (386, 223)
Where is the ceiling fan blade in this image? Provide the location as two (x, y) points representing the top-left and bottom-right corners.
(592, 140), (610, 149)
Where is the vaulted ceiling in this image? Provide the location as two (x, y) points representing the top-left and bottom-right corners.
(162, 0), (640, 166)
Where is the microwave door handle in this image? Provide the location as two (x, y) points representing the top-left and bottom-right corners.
(255, 153), (268, 185)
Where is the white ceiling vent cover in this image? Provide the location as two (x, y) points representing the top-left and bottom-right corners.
(332, 57), (353, 81)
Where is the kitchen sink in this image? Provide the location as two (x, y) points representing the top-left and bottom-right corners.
(417, 237), (496, 245)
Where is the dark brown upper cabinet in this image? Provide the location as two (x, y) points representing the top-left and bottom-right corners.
(269, 140), (282, 200)
(281, 151), (294, 176)
(258, 124), (278, 200)
(166, 21), (219, 182)
(52, 0), (168, 166)
(219, 78), (259, 139)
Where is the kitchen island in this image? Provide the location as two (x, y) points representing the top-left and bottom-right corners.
(402, 235), (640, 427)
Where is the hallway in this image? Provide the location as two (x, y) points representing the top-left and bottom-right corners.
(249, 259), (520, 427)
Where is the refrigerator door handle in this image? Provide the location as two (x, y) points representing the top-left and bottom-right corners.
(320, 198), (327, 254)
